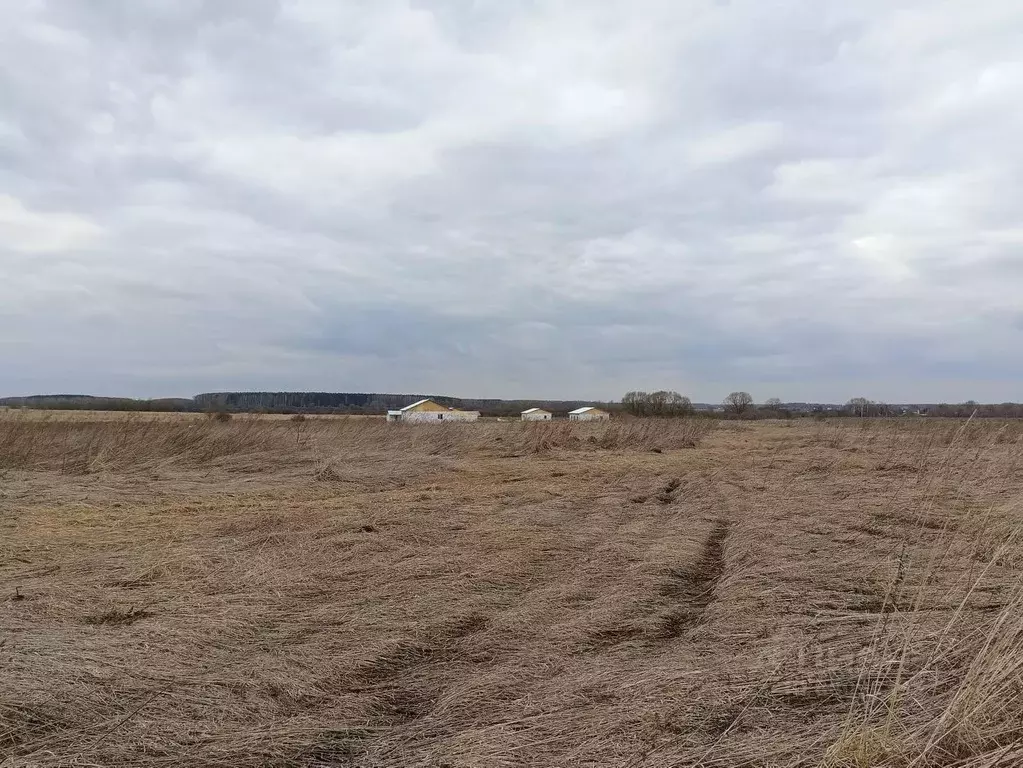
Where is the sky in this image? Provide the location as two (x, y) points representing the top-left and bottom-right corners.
(2, 0), (1022, 404)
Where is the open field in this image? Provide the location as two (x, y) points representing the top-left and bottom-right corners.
(0, 409), (380, 422)
(2, 414), (1023, 767)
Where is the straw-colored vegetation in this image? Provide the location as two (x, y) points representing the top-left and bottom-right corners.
(2, 412), (1022, 766)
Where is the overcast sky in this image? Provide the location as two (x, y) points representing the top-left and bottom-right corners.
(2, 1), (1022, 403)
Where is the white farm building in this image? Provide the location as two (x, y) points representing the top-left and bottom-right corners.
(568, 406), (610, 421)
(521, 407), (552, 421)
(386, 398), (480, 423)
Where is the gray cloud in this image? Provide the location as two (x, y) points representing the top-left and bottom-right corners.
(2, 0), (1022, 403)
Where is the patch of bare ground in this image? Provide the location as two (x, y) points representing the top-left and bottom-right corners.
(2, 413), (1023, 766)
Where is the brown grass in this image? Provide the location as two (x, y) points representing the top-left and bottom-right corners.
(0, 413), (712, 473)
(1, 413), (1022, 766)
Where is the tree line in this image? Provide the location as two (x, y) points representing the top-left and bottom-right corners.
(622, 390), (757, 417)
(621, 392), (1023, 419)
(3, 391), (1022, 419)
(192, 392), (607, 417)
(621, 391), (694, 417)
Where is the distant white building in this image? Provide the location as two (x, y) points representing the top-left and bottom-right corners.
(386, 398), (480, 423)
(568, 406), (610, 421)
(521, 407), (552, 421)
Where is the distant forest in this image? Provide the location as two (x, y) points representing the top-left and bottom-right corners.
(1, 393), (1021, 419)
(0, 392), (609, 418)
(192, 392), (606, 417)
(0, 395), (195, 412)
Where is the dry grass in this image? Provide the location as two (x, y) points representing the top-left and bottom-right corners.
(2, 414), (1022, 766)
(0, 413), (712, 473)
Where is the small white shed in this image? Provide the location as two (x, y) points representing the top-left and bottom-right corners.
(568, 406), (610, 422)
(521, 407), (552, 421)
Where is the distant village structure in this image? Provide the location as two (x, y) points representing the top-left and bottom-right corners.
(520, 407), (552, 421)
(568, 406), (611, 421)
(386, 398), (480, 423)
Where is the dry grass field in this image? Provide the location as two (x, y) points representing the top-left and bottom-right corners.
(2, 413), (1023, 767)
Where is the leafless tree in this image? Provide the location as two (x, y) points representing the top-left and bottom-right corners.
(622, 390), (694, 417)
(724, 391), (753, 415)
(622, 391), (650, 417)
(847, 397), (871, 417)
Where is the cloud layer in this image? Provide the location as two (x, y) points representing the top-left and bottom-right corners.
(2, 0), (1022, 402)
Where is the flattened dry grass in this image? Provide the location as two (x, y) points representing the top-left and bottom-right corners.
(0, 412), (713, 473)
(1, 415), (1022, 766)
